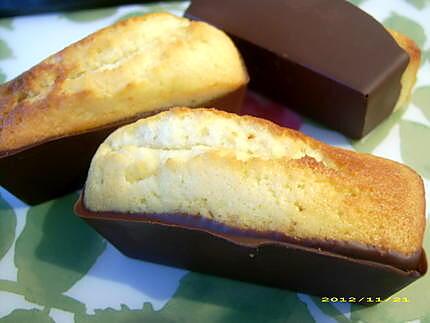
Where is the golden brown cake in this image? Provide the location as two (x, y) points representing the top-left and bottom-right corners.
(389, 29), (421, 111)
(0, 13), (248, 153)
(84, 107), (425, 258)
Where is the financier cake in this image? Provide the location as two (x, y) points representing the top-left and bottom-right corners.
(83, 108), (426, 270)
(0, 13), (248, 204)
(186, 0), (421, 138)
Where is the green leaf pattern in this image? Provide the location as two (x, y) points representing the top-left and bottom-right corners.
(383, 13), (427, 47)
(13, 193), (105, 312)
(399, 120), (430, 179)
(0, 1), (430, 322)
(62, 8), (118, 22)
(406, 0), (430, 9)
(413, 86), (430, 121)
(423, 49), (430, 63)
(0, 197), (16, 260)
(0, 39), (12, 60)
(0, 17), (13, 82)
(0, 309), (55, 323)
(0, 70), (6, 83)
(75, 273), (315, 323)
(0, 19), (13, 30)
(347, 0), (367, 6)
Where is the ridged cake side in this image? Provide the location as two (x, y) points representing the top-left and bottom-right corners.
(0, 13), (248, 152)
(389, 30), (421, 111)
(84, 108), (425, 257)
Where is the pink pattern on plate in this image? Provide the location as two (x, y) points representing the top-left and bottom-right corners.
(239, 91), (303, 130)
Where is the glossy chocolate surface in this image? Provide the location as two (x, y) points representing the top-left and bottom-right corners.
(185, 0), (409, 138)
(75, 197), (427, 299)
(0, 86), (245, 205)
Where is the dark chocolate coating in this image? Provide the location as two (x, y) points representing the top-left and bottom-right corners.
(185, 0), (409, 138)
(0, 86), (245, 205)
(75, 197), (427, 300)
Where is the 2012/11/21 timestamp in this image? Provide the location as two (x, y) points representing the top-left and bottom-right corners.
(321, 296), (410, 303)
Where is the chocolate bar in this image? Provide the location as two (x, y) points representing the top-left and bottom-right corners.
(185, 0), (410, 138)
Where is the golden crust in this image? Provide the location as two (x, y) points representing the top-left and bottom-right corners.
(0, 13), (248, 153)
(84, 107), (425, 256)
(389, 30), (421, 110)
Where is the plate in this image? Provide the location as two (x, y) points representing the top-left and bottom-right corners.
(0, 1), (429, 322)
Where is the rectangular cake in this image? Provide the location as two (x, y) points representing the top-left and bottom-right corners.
(0, 13), (248, 204)
(76, 107), (427, 299)
(185, 0), (420, 139)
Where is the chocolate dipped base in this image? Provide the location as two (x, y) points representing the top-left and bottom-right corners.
(185, 0), (410, 139)
(0, 86), (245, 205)
(75, 196), (427, 301)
